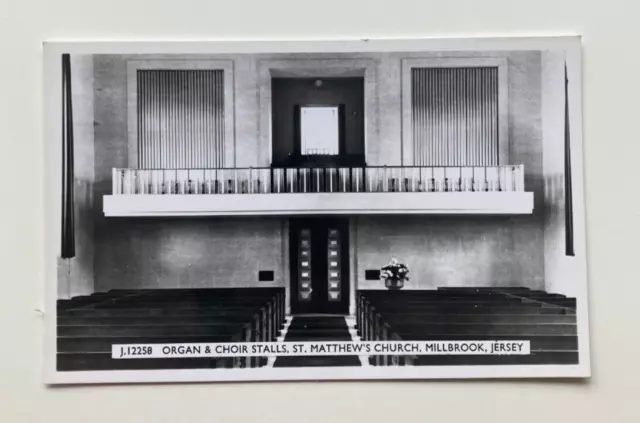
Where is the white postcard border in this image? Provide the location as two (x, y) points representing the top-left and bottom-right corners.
(42, 36), (590, 385)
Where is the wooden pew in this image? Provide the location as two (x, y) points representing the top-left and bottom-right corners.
(56, 288), (285, 371)
(357, 289), (579, 366)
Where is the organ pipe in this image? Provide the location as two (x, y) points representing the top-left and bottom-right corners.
(412, 67), (498, 167)
(137, 69), (225, 169)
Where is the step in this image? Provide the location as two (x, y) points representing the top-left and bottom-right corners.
(286, 328), (353, 336)
(289, 320), (347, 331)
(283, 334), (353, 341)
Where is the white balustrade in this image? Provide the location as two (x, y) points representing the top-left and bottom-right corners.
(272, 169), (285, 193)
(111, 165), (526, 196)
(351, 168), (364, 193)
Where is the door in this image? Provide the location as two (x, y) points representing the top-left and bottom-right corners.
(290, 218), (350, 314)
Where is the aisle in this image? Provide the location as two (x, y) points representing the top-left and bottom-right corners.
(273, 316), (362, 367)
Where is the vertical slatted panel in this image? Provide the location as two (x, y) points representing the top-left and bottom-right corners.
(299, 229), (312, 302)
(412, 67), (498, 166)
(327, 228), (341, 301)
(137, 69), (224, 169)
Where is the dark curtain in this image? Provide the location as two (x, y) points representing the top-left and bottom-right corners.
(61, 53), (75, 259)
(564, 63), (575, 256)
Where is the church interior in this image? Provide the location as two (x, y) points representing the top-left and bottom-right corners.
(55, 48), (581, 371)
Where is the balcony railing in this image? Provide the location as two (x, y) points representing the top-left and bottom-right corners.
(112, 165), (525, 196)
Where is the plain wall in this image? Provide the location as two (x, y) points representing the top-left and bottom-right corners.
(93, 217), (286, 291)
(57, 54), (95, 299)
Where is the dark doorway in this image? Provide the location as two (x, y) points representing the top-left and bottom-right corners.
(290, 218), (350, 315)
(271, 77), (365, 168)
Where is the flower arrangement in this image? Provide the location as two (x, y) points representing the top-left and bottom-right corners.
(380, 258), (410, 290)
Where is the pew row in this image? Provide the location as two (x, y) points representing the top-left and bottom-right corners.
(356, 288), (578, 366)
(56, 288), (285, 371)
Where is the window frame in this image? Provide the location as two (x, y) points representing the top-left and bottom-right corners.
(401, 57), (509, 166)
(126, 59), (235, 169)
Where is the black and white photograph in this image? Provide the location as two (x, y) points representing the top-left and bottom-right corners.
(43, 37), (590, 384)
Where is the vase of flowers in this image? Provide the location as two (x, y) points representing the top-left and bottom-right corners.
(380, 258), (410, 290)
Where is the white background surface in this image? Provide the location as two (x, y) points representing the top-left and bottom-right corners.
(1, 0), (639, 421)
